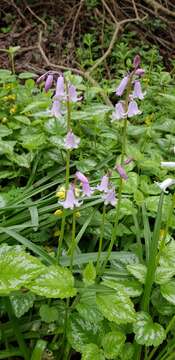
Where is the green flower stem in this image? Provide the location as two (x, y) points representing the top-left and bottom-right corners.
(96, 204), (106, 274)
(69, 210), (76, 270)
(57, 82), (71, 261)
(57, 150), (70, 260)
(142, 192), (164, 312)
(5, 298), (30, 360)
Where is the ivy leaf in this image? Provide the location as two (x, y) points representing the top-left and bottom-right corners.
(102, 331), (126, 359)
(133, 312), (166, 346)
(96, 291), (136, 324)
(39, 304), (59, 323)
(0, 244), (44, 295)
(67, 314), (104, 352)
(161, 280), (175, 305)
(83, 262), (96, 286)
(82, 344), (105, 360)
(127, 264), (147, 284)
(28, 265), (76, 298)
(10, 292), (35, 318)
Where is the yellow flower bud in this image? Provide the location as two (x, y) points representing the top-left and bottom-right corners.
(75, 211), (81, 218)
(56, 186), (66, 200)
(54, 209), (63, 216)
(54, 229), (60, 237)
(10, 105), (17, 114)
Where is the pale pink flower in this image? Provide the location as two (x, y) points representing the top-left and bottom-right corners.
(75, 171), (93, 197)
(135, 68), (145, 76)
(68, 85), (82, 102)
(116, 75), (129, 96)
(59, 184), (82, 209)
(97, 175), (109, 192)
(102, 187), (117, 206)
(133, 80), (145, 100)
(112, 102), (126, 121)
(55, 75), (65, 99)
(45, 74), (54, 92)
(115, 164), (128, 180)
(127, 100), (142, 118)
(64, 131), (80, 150)
(51, 99), (62, 118)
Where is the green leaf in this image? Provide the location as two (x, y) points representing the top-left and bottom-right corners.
(22, 100), (50, 113)
(10, 292), (35, 318)
(127, 264), (147, 284)
(14, 115), (31, 125)
(67, 314), (104, 352)
(39, 304), (59, 323)
(159, 240), (175, 269)
(76, 291), (103, 323)
(21, 134), (46, 150)
(161, 280), (175, 305)
(102, 278), (143, 297)
(102, 331), (126, 359)
(82, 344), (105, 360)
(0, 244), (44, 295)
(18, 72), (37, 79)
(155, 266), (175, 284)
(96, 291), (136, 324)
(0, 140), (16, 155)
(151, 288), (175, 316)
(83, 262), (96, 286)
(0, 125), (13, 137)
(8, 152), (33, 168)
(133, 312), (166, 346)
(31, 339), (47, 360)
(76, 159), (97, 172)
(120, 342), (135, 360)
(28, 265), (76, 298)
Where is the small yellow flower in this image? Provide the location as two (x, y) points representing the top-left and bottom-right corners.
(8, 94), (16, 101)
(75, 211), (81, 218)
(75, 187), (80, 197)
(10, 105), (17, 114)
(54, 209), (63, 216)
(3, 96), (9, 101)
(2, 117), (7, 123)
(56, 186), (66, 200)
(4, 83), (14, 90)
(54, 229), (60, 237)
(144, 114), (154, 126)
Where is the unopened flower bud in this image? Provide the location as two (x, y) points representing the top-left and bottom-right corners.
(45, 74), (54, 92)
(133, 55), (141, 69)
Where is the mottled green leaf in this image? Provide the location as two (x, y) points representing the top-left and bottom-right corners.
(82, 344), (105, 360)
(96, 291), (136, 324)
(161, 280), (175, 305)
(39, 304), (59, 323)
(127, 264), (147, 284)
(133, 312), (166, 346)
(10, 292), (35, 318)
(83, 262), (96, 286)
(28, 265), (76, 298)
(102, 331), (126, 359)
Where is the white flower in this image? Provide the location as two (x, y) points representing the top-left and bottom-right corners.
(161, 162), (175, 168)
(155, 178), (175, 193)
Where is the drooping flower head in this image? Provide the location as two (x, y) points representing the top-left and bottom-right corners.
(112, 102), (126, 121)
(127, 99), (142, 118)
(161, 162), (175, 168)
(68, 84), (82, 103)
(102, 187), (117, 207)
(64, 130), (80, 150)
(133, 80), (145, 100)
(133, 55), (141, 69)
(59, 183), (82, 209)
(45, 74), (54, 92)
(116, 75), (129, 96)
(115, 164), (128, 180)
(55, 75), (65, 99)
(155, 178), (175, 193)
(75, 171), (93, 197)
(97, 175), (109, 192)
(51, 99), (62, 118)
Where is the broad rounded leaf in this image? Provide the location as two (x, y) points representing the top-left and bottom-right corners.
(161, 280), (175, 305)
(102, 279), (142, 297)
(67, 314), (104, 352)
(0, 244), (44, 295)
(10, 292), (35, 318)
(96, 291), (136, 324)
(121, 342), (135, 360)
(39, 304), (59, 323)
(102, 331), (126, 359)
(76, 292), (103, 323)
(133, 312), (166, 346)
(155, 267), (175, 284)
(151, 288), (175, 316)
(82, 344), (105, 360)
(28, 265), (76, 298)
(127, 264), (147, 284)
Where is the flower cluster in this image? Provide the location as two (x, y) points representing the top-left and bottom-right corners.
(112, 55), (145, 121)
(57, 172), (118, 210)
